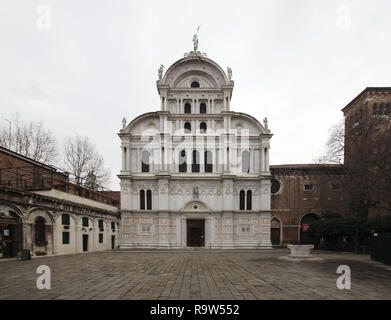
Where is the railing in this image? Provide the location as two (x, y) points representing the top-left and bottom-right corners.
(0, 166), (119, 207)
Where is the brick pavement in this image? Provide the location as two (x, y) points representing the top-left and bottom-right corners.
(0, 249), (390, 300)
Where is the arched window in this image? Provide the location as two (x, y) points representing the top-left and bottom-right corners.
(204, 150), (213, 173)
(146, 190), (152, 210)
(140, 190), (145, 210)
(192, 150), (200, 173)
(179, 150), (187, 172)
(242, 150), (250, 173)
(191, 81), (200, 88)
(200, 122), (207, 133)
(184, 122), (191, 133)
(239, 190), (245, 210)
(141, 150), (150, 172)
(246, 190), (252, 210)
(184, 103), (191, 114)
(34, 216), (46, 245)
(200, 102), (206, 113)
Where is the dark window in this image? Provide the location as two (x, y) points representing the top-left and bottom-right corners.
(331, 183), (341, 191)
(184, 122), (191, 133)
(192, 150), (200, 172)
(184, 103), (191, 113)
(82, 217), (89, 227)
(304, 183), (314, 191)
(191, 81), (200, 88)
(204, 150), (213, 173)
(34, 216), (46, 245)
(242, 150), (250, 173)
(111, 222), (116, 231)
(141, 150), (150, 172)
(179, 150), (187, 172)
(271, 179), (281, 194)
(246, 190), (252, 210)
(146, 190), (152, 210)
(99, 233), (103, 243)
(98, 219), (104, 231)
(62, 231), (69, 244)
(239, 190), (245, 210)
(200, 122), (207, 133)
(200, 102), (206, 113)
(140, 190), (145, 210)
(62, 214), (70, 225)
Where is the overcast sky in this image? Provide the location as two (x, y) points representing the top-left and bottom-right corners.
(1, 0), (390, 190)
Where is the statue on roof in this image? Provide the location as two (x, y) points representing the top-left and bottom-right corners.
(158, 64), (164, 80)
(193, 33), (198, 52)
(122, 117), (127, 129)
(227, 67), (232, 80)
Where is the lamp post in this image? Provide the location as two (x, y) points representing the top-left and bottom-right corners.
(4, 118), (11, 150)
(354, 211), (359, 254)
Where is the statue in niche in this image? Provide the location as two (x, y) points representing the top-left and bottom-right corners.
(193, 186), (199, 199)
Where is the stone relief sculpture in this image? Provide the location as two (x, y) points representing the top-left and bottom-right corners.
(158, 64), (164, 80)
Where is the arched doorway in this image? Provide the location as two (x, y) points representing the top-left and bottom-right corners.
(271, 217), (282, 245)
(0, 205), (22, 258)
(300, 213), (320, 244)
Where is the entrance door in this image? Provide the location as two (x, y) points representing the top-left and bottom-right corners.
(111, 235), (115, 249)
(82, 234), (88, 252)
(271, 228), (280, 245)
(187, 220), (205, 247)
(0, 223), (18, 258)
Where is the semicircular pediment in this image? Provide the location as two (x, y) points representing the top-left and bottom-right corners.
(183, 200), (209, 212)
(162, 57), (228, 89)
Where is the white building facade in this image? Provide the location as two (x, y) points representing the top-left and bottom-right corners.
(118, 44), (272, 249)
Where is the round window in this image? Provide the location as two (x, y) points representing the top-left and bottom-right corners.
(191, 81), (200, 88)
(271, 179), (281, 194)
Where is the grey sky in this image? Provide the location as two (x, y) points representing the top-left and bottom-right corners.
(1, 0), (390, 190)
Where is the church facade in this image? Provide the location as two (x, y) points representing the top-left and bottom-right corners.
(118, 43), (273, 249)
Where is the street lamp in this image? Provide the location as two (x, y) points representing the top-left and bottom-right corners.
(4, 119), (11, 150)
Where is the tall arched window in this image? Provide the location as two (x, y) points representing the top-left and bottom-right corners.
(200, 122), (207, 133)
(184, 122), (191, 133)
(192, 150), (200, 173)
(204, 150), (213, 173)
(246, 190), (252, 210)
(146, 190), (152, 210)
(239, 190), (245, 210)
(140, 190), (145, 210)
(179, 150), (187, 172)
(141, 150), (150, 172)
(35, 216), (46, 245)
(200, 102), (206, 113)
(184, 103), (191, 114)
(242, 150), (250, 173)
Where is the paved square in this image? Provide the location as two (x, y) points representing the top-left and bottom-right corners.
(0, 249), (390, 300)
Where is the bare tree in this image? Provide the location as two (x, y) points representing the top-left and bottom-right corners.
(0, 115), (58, 165)
(314, 119), (345, 164)
(63, 135), (111, 188)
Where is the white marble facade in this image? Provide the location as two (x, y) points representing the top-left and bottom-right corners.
(118, 47), (272, 249)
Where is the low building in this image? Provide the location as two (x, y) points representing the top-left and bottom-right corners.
(0, 146), (120, 259)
